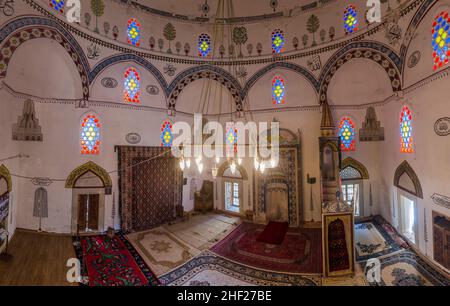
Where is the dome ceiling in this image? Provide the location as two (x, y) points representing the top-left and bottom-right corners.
(131, 0), (330, 19)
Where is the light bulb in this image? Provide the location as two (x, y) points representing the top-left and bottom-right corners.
(215, 156), (220, 164)
(260, 162), (266, 173)
(179, 159), (185, 171)
(212, 166), (218, 178)
(186, 159), (191, 169)
(254, 158), (260, 170)
(198, 163), (203, 174)
(237, 158), (242, 165)
(270, 158), (278, 168)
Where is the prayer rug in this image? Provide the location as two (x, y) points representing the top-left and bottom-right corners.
(159, 250), (320, 286)
(211, 222), (322, 273)
(355, 216), (406, 262)
(256, 221), (289, 245)
(73, 234), (159, 286)
(361, 250), (450, 286)
(127, 227), (200, 276)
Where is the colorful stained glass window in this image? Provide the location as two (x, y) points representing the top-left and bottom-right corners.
(198, 34), (211, 57)
(272, 76), (286, 105)
(127, 18), (141, 46)
(226, 122), (238, 157)
(400, 106), (414, 153)
(160, 120), (173, 147)
(339, 117), (356, 151)
(124, 67), (141, 103)
(344, 5), (358, 35)
(271, 29), (285, 54)
(50, 0), (65, 13)
(432, 11), (450, 70)
(81, 115), (100, 155)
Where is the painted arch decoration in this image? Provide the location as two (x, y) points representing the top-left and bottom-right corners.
(341, 157), (369, 179)
(0, 17), (91, 100)
(0, 164), (12, 193)
(319, 42), (402, 104)
(65, 161), (112, 189)
(394, 160), (423, 199)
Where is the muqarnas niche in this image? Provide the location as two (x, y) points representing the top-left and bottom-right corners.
(359, 107), (384, 142)
(12, 99), (43, 141)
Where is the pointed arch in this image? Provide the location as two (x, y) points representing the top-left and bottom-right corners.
(394, 160), (423, 199)
(217, 161), (248, 180)
(65, 161), (112, 188)
(341, 157), (369, 179)
(0, 164), (12, 193)
(0, 17), (91, 99)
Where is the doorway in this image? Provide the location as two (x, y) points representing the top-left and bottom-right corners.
(399, 194), (417, 244)
(77, 194), (100, 232)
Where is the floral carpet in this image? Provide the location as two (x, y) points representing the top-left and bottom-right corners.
(356, 216), (450, 286)
(73, 234), (160, 286)
(159, 250), (320, 286)
(211, 222), (322, 274)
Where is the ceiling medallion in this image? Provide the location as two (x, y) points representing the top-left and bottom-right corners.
(269, 0), (279, 12)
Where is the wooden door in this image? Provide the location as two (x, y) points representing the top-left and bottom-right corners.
(445, 231), (450, 269)
(78, 195), (88, 231)
(88, 194), (99, 231)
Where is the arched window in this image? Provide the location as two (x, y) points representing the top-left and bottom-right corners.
(432, 11), (450, 70)
(339, 117), (356, 152)
(344, 5), (358, 35)
(272, 76), (286, 105)
(50, 0), (65, 13)
(160, 120), (173, 147)
(271, 29), (285, 54)
(81, 115), (101, 155)
(226, 122), (237, 157)
(127, 18), (141, 46)
(198, 34), (211, 58)
(123, 67), (141, 103)
(400, 106), (414, 153)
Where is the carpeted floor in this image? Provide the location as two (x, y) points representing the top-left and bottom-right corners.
(159, 250), (321, 286)
(126, 213), (239, 276)
(73, 234), (160, 286)
(356, 216), (450, 286)
(211, 222), (322, 274)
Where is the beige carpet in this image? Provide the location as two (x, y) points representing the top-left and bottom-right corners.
(126, 213), (240, 276)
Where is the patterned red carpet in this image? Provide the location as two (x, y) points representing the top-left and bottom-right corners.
(211, 222), (322, 274)
(257, 221), (289, 245)
(74, 234), (160, 286)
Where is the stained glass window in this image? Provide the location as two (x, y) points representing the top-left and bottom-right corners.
(50, 0), (65, 13)
(271, 29), (285, 54)
(226, 122), (238, 157)
(198, 34), (211, 57)
(160, 120), (173, 147)
(272, 76), (286, 105)
(344, 5), (358, 35)
(339, 117), (356, 151)
(81, 115), (100, 155)
(124, 67), (141, 103)
(127, 18), (141, 46)
(400, 106), (414, 153)
(432, 11), (450, 70)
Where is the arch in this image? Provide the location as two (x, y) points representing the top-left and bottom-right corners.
(341, 157), (369, 179)
(90, 53), (168, 93)
(242, 62), (319, 100)
(217, 161), (248, 180)
(318, 41), (402, 104)
(394, 160), (423, 199)
(0, 164), (12, 194)
(167, 65), (243, 111)
(0, 17), (91, 99)
(400, 0), (439, 76)
(65, 161), (112, 188)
